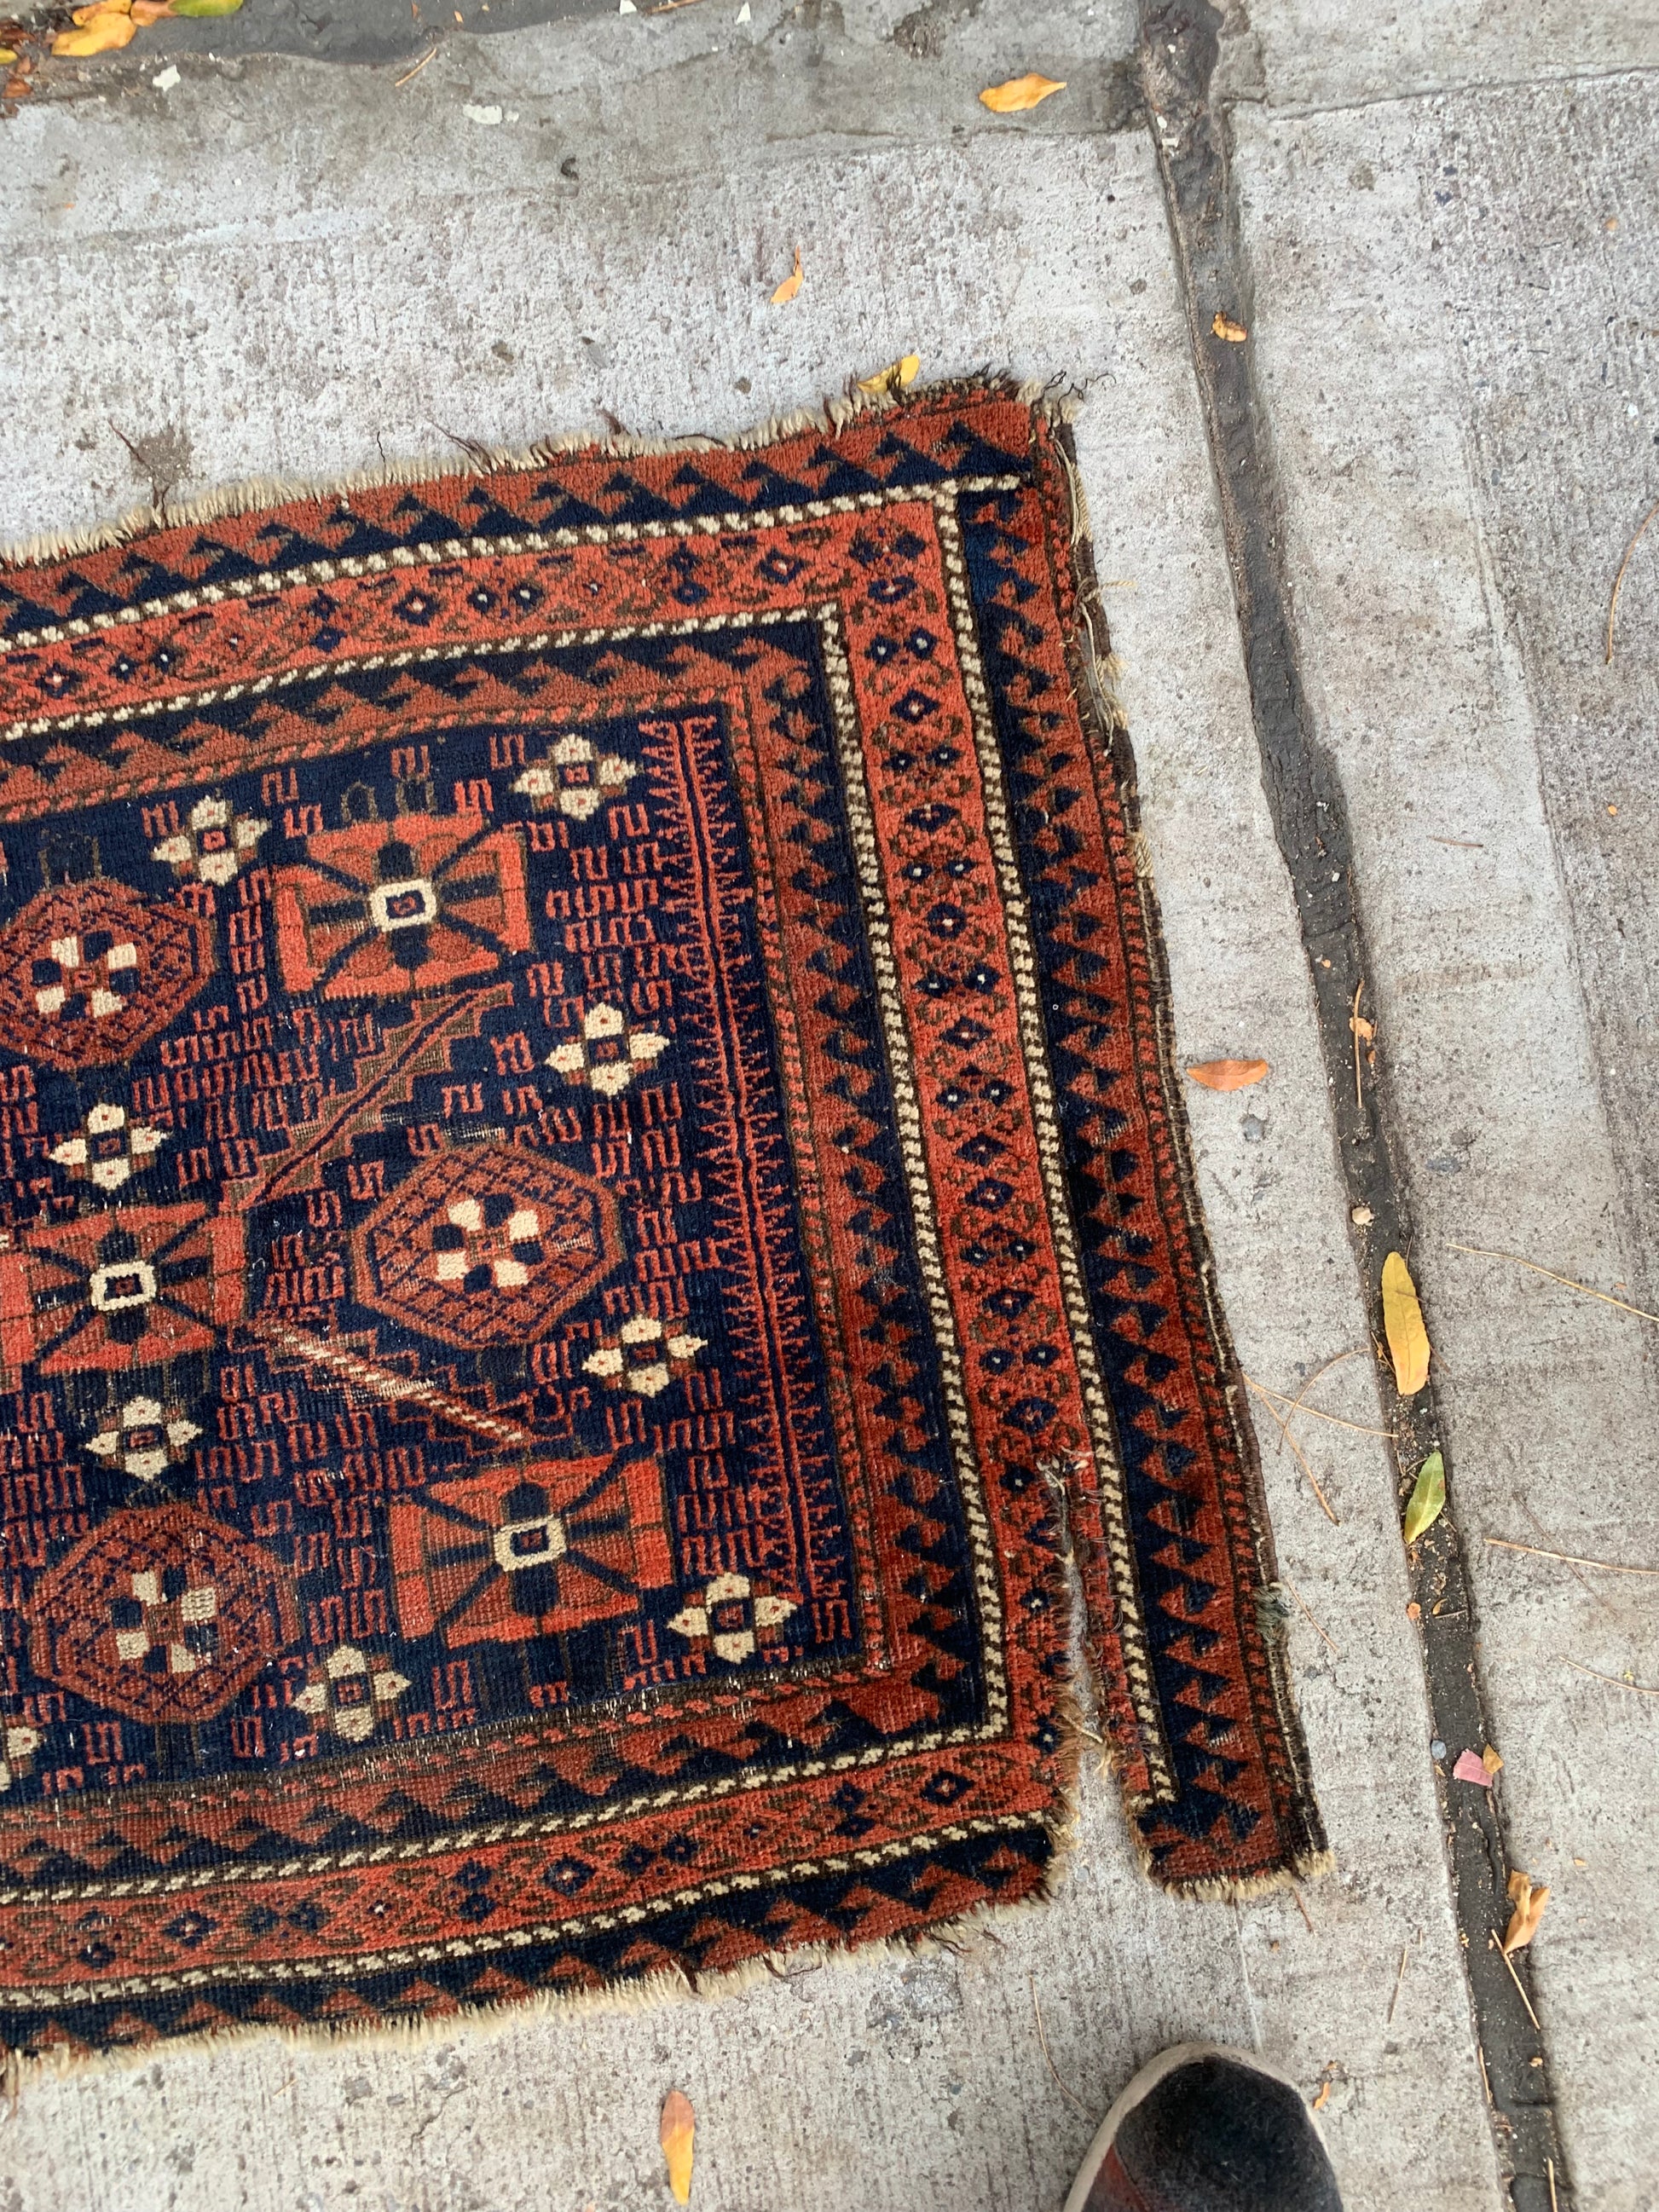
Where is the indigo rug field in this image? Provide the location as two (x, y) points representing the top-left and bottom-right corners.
(0, 383), (1324, 2052)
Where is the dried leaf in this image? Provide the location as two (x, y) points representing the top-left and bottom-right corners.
(1381, 1251), (1431, 1396)
(1502, 1870), (1549, 1954)
(1402, 1449), (1444, 1544)
(858, 353), (921, 396)
(1350, 1014), (1375, 1042)
(1185, 1057), (1269, 1092)
(980, 72), (1066, 113)
(1211, 312), (1248, 343)
(1451, 1747), (1492, 1787)
(771, 248), (802, 306)
(54, 7), (137, 52)
(131, 1), (175, 20)
(1481, 1744), (1504, 1776)
(660, 2088), (695, 2205)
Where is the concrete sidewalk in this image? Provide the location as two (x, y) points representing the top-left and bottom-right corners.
(0, 3), (1655, 2208)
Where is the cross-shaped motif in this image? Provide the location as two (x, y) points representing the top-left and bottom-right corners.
(110, 1568), (219, 1678)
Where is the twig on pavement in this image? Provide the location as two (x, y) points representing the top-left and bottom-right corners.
(1246, 1372), (1390, 1440)
(1486, 1535), (1659, 1575)
(1279, 1568), (1342, 1660)
(1447, 1241), (1659, 1325)
(1385, 1940), (1410, 2026)
(1029, 1978), (1090, 2117)
(1492, 1936), (1541, 2032)
(1241, 1379), (1340, 1523)
(1559, 1655), (1659, 1697)
(1606, 491), (1659, 663)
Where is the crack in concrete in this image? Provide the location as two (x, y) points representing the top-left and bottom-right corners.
(1136, 4), (1574, 2207)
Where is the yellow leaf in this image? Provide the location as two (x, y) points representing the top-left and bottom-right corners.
(0, 49), (16, 64)
(771, 248), (802, 306)
(1185, 1057), (1269, 1092)
(1402, 1450), (1443, 1544)
(1502, 1869), (1549, 1955)
(980, 72), (1066, 113)
(54, 12), (139, 49)
(858, 353), (921, 396)
(1211, 312), (1249, 343)
(1481, 1744), (1503, 1776)
(660, 2088), (695, 2205)
(1381, 1250), (1430, 1395)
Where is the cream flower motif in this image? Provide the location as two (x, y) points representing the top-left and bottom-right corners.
(50, 1100), (168, 1193)
(513, 734), (637, 820)
(86, 1395), (202, 1482)
(151, 794), (269, 887)
(431, 1197), (546, 1291)
(668, 1573), (796, 1665)
(582, 1311), (706, 1398)
(292, 1645), (410, 1744)
(0, 1727), (41, 1793)
(546, 1001), (669, 1096)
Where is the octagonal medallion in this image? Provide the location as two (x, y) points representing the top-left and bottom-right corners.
(0, 881), (214, 1071)
(28, 1505), (298, 1725)
(352, 1145), (622, 1350)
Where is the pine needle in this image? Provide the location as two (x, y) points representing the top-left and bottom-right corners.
(1447, 1242), (1659, 1325)
(1606, 491), (1659, 663)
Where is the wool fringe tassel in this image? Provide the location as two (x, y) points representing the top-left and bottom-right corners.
(3, 373), (1077, 574)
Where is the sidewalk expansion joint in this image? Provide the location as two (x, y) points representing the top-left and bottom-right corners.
(1136, 5), (1571, 2208)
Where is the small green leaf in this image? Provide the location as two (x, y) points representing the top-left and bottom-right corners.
(171, 0), (245, 15)
(1402, 1450), (1445, 1545)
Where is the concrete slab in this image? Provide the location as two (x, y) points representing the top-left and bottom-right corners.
(1236, 70), (1659, 2212)
(0, 18), (1511, 2210)
(1242, 0), (1658, 113)
(16, 6), (1659, 2207)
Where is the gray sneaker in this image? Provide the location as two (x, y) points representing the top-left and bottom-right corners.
(1063, 2045), (1344, 2212)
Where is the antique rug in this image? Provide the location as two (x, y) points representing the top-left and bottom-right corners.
(0, 382), (1325, 2054)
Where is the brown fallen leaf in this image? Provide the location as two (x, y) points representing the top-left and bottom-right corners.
(661, 2088), (695, 2205)
(1381, 1251), (1431, 1396)
(1350, 1014), (1375, 1043)
(132, 0), (176, 20)
(858, 352), (921, 396)
(1502, 1869), (1549, 1955)
(1481, 1744), (1504, 1776)
(1186, 1057), (1269, 1092)
(980, 72), (1066, 113)
(1211, 311), (1248, 343)
(771, 248), (803, 306)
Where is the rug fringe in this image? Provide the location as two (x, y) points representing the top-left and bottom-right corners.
(2, 1824), (1091, 2090)
(0, 372), (1058, 575)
